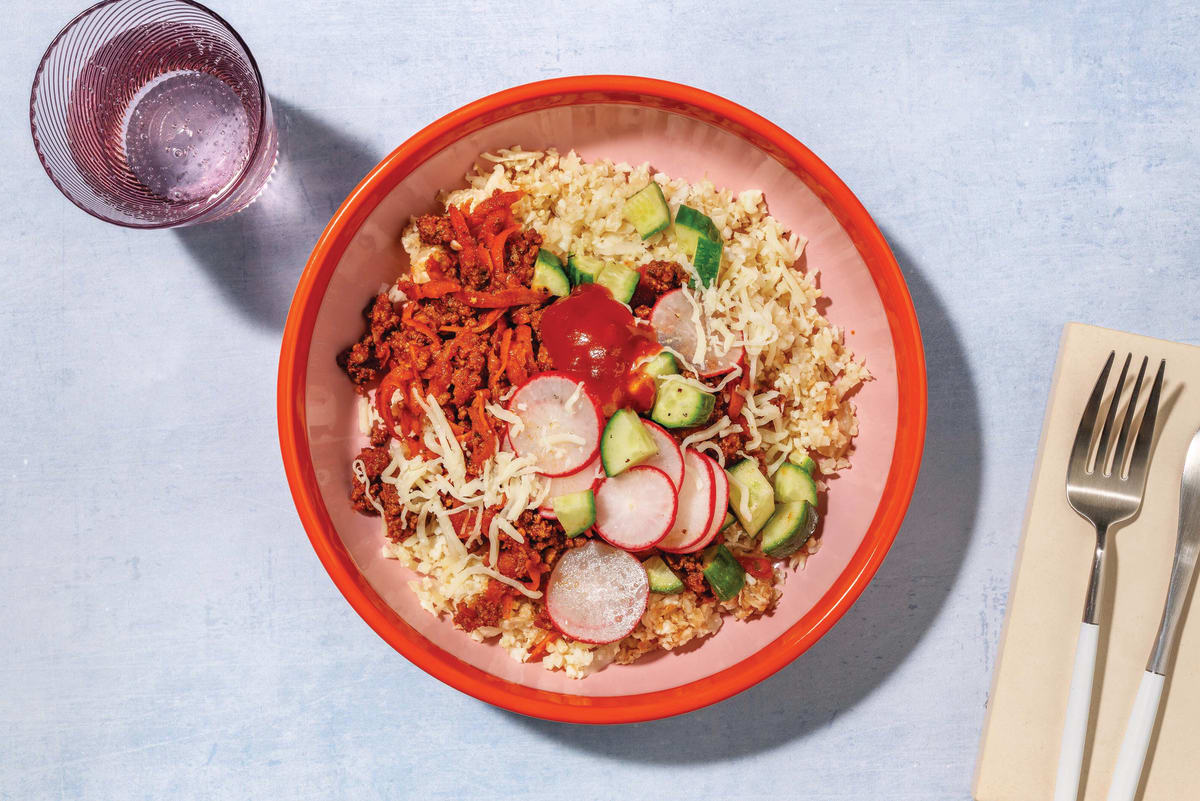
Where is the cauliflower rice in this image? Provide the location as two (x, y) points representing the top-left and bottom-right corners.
(360, 148), (867, 678)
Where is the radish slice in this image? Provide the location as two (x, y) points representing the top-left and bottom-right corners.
(676, 452), (729, 553)
(538, 455), (604, 517)
(506, 372), (603, 477)
(657, 448), (716, 553)
(593, 466), (677, 550)
(545, 541), (650, 644)
(649, 289), (743, 377)
(639, 421), (684, 489)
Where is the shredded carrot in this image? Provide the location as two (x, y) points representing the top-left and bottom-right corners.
(527, 630), (559, 661)
(491, 225), (517, 278)
(468, 391), (498, 461)
(469, 190), (523, 226)
(476, 243), (493, 275)
(728, 369), (751, 420)
(506, 324), (533, 387)
(453, 287), (548, 308)
(413, 278), (461, 299)
(498, 327), (514, 377)
(448, 204), (474, 247)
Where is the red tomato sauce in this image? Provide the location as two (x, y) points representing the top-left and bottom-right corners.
(540, 283), (660, 414)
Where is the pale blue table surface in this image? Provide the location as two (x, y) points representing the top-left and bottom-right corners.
(4, 1), (1199, 799)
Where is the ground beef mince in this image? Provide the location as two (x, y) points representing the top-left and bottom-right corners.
(448, 330), (488, 407)
(642, 259), (689, 294)
(453, 578), (509, 632)
(349, 445), (390, 514)
(503, 229), (542, 287)
(415, 212), (455, 247)
(663, 552), (714, 599)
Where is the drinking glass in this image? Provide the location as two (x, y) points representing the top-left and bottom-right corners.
(30, 0), (277, 228)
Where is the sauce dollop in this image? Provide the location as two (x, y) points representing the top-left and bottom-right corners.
(540, 283), (660, 414)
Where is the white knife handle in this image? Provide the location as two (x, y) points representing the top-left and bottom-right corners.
(1055, 621), (1100, 801)
(1107, 671), (1165, 801)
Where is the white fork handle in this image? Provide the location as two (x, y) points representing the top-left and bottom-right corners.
(1106, 671), (1165, 801)
(1055, 622), (1100, 801)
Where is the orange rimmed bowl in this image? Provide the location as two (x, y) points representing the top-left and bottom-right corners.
(278, 76), (926, 723)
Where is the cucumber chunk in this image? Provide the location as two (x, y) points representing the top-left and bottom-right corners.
(552, 489), (596, 537)
(720, 511), (736, 531)
(601, 409), (659, 476)
(596, 263), (640, 304)
(567, 253), (607, 285)
(726, 459), (775, 537)
(672, 205), (721, 259)
(792, 452), (817, 474)
(640, 351), (678, 379)
(773, 462), (817, 506)
(760, 501), (818, 558)
(642, 555), (684, 594)
(701, 543), (745, 601)
(532, 249), (569, 297)
(650, 379), (715, 428)
(691, 236), (723, 288)
(623, 182), (671, 239)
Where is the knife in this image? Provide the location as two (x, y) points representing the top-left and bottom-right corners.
(1107, 426), (1200, 801)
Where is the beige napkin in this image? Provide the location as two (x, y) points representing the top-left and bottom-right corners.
(974, 323), (1199, 801)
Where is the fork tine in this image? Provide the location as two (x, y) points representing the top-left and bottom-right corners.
(1068, 351), (1115, 476)
(1126, 359), (1167, 487)
(1095, 353), (1131, 474)
(1110, 356), (1148, 477)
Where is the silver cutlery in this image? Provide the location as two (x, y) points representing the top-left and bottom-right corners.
(1106, 425), (1200, 800)
(1054, 353), (1166, 801)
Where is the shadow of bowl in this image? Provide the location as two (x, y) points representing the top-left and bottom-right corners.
(506, 229), (981, 760)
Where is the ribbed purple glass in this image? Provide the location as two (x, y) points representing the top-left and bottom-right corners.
(30, 0), (276, 228)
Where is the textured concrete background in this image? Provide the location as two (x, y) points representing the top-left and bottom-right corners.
(3, 1), (1199, 799)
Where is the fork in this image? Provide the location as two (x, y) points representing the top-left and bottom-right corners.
(1053, 352), (1167, 801)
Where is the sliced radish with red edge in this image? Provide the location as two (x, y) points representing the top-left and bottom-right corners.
(638, 421), (684, 489)
(593, 465), (677, 550)
(545, 541), (649, 644)
(676, 452), (729, 553)
(657, 448), (716, 553)
(506, 372), (603, 477)
(538, 455), (603, 517)
(649, 289), (744, 377)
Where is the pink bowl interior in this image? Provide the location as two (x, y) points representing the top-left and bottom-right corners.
(302, 103), (899, 697)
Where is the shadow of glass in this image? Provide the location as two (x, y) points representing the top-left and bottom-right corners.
(507, 229), (982, 758)
(174, 99), (381, 331)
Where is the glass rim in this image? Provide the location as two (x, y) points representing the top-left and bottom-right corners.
(29, 0), (271, 229)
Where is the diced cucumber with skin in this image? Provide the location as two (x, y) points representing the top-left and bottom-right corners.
(721, 511), (736, 531)
(567, 253), (606, 285)
(640, 351), (678, 379)
(650, 380), (715, 428)
(726, 458), (775, 537)
(601, 409), (659, 476)
(552, 489), (596, 537)
(792, 453), (817, 474)
(596, 263), (640, 304)
(623, 182), (672, 239)
(672, 205), (721, 260)
(532, 249), (569, 296)
(773, 462), (818, 506)
(642, 555), (684, 594)
(761, 501), (818, 558)
(691, 236), (723, 288)
(701, 543), (745, 601)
